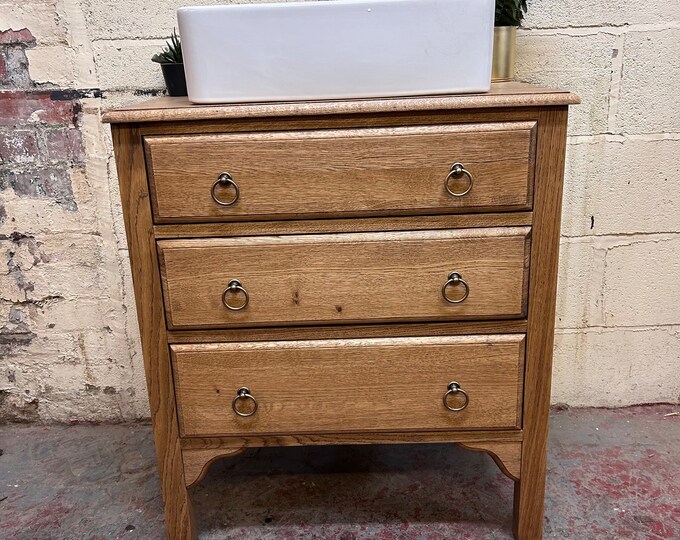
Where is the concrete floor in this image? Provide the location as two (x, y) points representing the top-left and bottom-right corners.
(1, 405), (679, 540)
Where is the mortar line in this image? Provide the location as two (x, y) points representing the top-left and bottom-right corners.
(561, 232), (680, 241)
(568, 133), (680, 144)
(520, 21), (680, 36)
(556, 324), (680, 333)
(86, 22), (678, 42)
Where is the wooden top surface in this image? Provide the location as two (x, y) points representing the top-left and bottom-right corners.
(102, 82), (579, 124)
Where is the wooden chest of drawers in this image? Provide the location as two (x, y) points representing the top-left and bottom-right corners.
(105, 83), (578, 539)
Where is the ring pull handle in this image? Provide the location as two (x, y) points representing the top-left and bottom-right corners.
(232, 387), (258, 417)
(211, 172), (240, 207)
(222, 279), (249, 311)
(443, 381), (469, 412)
(445, 163), (474, 197)
(442, 272), (470, 304)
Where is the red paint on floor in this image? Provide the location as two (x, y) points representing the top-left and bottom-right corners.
(0, 404), (678, 539)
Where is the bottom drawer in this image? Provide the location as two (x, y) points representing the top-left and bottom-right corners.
(172, 334), (525, 437)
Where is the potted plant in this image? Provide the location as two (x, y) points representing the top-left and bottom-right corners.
(152, 29), (187, 96)
(493, 0), (527, 81)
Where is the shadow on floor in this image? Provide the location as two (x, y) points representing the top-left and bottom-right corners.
(1, 405), (679, 539)
(194, 443), (514, 538)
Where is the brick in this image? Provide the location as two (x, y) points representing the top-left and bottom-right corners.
(562, 138), (680, 237)
(38, 93), (81, 124)
(603, 236), (680, 327)
(4, 0), (679, 419)
(0, 391), (39, 423)
(0, 28), (36, 45)
(0, 91), (80, 126)
(43, 127), (84, 163)
(0, 233), (47, 301)
(92, 40), (167, 90)
(0, 47), (31, 88)
(617, 29), (680, 134)
(0, 231), (145, 424)
(26, 46), (75, 86)
(0, 304), (36, 358)
(0, 233), (113, 305)
(553, 327), (680, 407)
(555, 238), (606, 330)
(516, 32), (615, 136)
(0, 233), (104, 305)
(1, 173), (98, 234)
(26, 298), (122, 334)
(81, 0), (244, 40)
(524, 0), (680, 29)
(0, 2), (65, 45)
(0, 165), (76, 210)
(0, 129), (38, 162)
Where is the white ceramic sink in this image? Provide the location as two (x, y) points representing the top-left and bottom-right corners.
(178, 0), (494, 104)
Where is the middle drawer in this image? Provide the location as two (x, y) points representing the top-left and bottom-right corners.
(158, 227), (530, 329)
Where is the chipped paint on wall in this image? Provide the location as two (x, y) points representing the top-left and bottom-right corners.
(0, 18), (147, 423)
(0, 0), (679, 422)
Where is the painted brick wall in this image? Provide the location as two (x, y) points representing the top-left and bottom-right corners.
(0, 0), (678, 423)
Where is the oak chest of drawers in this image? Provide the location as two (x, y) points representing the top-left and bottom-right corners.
(105, 83), (578, 539)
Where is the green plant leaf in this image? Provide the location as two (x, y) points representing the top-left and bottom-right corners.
(151, 28), (183, 64)
(495, 0), (527, 26)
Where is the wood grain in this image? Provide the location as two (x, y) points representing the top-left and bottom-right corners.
(106, 89), (575, 539)
(179, 429), (524, 450)
(513, 107), (569, 540)
(459, 441), (522, 481)
(152, 212), (533, 239)
(166, 320), (529, 344)
(136, 108), (544, 138)
(102, 81), (580, 123)
(182, 447), (244, 489)
(171, 335), (526, 437)
(158, 227), (531, 329)
(145, 123), (536, 222)
(111, 124), (196, 539)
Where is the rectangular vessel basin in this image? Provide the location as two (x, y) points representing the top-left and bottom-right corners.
(177, 0), (494, 104)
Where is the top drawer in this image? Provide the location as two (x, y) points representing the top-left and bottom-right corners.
(144, 122), (536, 223)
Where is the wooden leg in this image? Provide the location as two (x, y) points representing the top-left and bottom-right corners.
(152, 427), (197, 540)
(111, 124), (197, 540)
(511, 108), (569, 540)
(512, 447), (547, 539)
(163, 451), (197, 540)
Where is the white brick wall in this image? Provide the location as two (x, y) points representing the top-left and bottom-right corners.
(521, 11), (680, 405)
(0, 0), (678, 422)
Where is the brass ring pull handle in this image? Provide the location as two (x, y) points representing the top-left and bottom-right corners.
(211, 172), (240, 206)
(445, 163), (474, 197)
(232, 387), (258, 417)
(443, 381), (469, 412)
(222, 279), (249, 311)
(442, 272), (469, 304)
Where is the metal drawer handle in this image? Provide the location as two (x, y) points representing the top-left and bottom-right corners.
(445, 163), (474, 197)
(211, 172), (240, 206)
(232, 387), (258, 417)
(443, 381), (469, 412)
(222, 279), (249, 311)
(442, 272), (469, 304)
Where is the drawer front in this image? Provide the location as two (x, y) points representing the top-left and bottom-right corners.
(172, 334), (525, 437)
(145, 122), (536, 223)
(158, 227), (530, 329)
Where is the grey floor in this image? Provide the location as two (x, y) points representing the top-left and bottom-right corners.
(1, 404), (679, 539)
